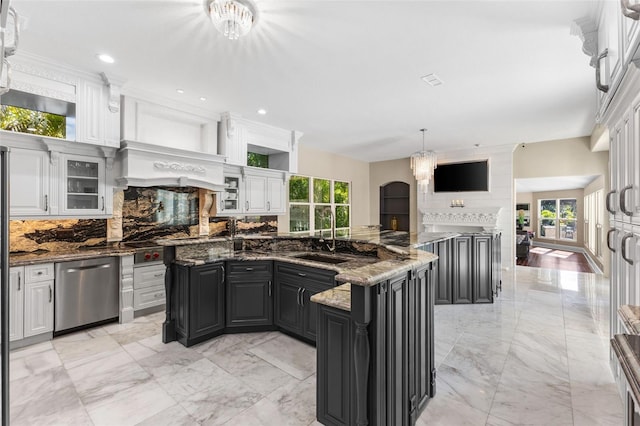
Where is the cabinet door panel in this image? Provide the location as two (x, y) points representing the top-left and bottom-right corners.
(267, 177), (285, 213)
(10, 149), (50, 216)
(189, 264), (225, 339)
(227, 279), (272, 327)
(473, 236), (493, 303)
(302, 281), (330, 342)
(433, 240), (452, 304)
(9, 268), (24, 341)
(274, 279), (302, 334)
(453, 236), (473, 304)
(245, 175), (268, 213)
(24, 281), (54, 337)
(60, 154), (106, 215)
(387, 274), (408, 426)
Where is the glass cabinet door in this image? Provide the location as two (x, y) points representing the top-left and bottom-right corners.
(62, 155), (105, 214)
(217, 175), (242, 214)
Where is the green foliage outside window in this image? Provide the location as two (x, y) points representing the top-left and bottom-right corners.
(289, 176), (309, 202)
(314, 178), (330, 203)
(0, 105), (66, 138)
(336, 205), (349, 228)
(247, 152), (269, 168)
(334, 181), (349, 204)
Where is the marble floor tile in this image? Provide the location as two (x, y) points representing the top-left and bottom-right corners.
(249, 334), (316, 380)
(6, 265), (622, 426)
(84, 380), (176, 426)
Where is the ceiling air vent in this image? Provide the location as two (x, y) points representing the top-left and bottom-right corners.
(421, 73), (443, 87)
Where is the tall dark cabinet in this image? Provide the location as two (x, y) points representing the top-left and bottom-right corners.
(380, 181), (410, 231)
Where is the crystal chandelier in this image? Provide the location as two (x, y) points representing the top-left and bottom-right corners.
(411, 129), (437, 193)
(209, 0), (256, 40)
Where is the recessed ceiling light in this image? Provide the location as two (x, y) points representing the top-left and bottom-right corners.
(421, 73), (443, 87)
(97, 53), (115, 64)
(176, 89), (184, 94)
(200, 97), (207, 101)
(257, 108), (267, 115)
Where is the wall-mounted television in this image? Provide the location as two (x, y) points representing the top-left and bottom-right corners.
(433, 160), (489, 192)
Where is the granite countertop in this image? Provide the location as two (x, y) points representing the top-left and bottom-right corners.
(619, 305), (640, 334)
(612, 334), (640, 405)
(311, 283), (351, 312)
(174, 248), (438, 287)
(9, 245), (136, 267)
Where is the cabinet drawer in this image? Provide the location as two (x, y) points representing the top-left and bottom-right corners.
(133, 264), (166, 289)
(24, 264), (54, 283)
(227, 260), (272, 276)
(275, 262), (336, 287)
(134, 285), (165, 310)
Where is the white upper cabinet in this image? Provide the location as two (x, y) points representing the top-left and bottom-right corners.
(218, 112), (302, 173)
(76, 80), (106, 146)
(243, 168), (288, 215)
(59, 154), (107, 216)
(121, 96), (219, 154)
(10, 148), (51, 216)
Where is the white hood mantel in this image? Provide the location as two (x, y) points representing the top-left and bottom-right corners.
(422, 207), (503, 232)
(116, 141), (227, 192)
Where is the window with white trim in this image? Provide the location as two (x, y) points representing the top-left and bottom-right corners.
(289, 175), (350, 237)
(538, 198), (577, 241)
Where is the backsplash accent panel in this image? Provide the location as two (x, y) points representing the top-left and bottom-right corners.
(10, 219), (107, 253)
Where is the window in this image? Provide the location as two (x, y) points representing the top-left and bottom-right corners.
(0, 90), (76, 139)
(538, 198), (577, 241)
(289, 175), (350, 237)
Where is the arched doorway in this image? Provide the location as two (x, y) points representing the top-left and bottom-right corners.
(380, 181), (410, 231)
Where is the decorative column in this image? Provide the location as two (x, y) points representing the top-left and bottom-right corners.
(351, 284), (372, 426)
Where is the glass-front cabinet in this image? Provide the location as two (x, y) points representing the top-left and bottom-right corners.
(60, 154), (106, 215)
(217, 174), (243, 215)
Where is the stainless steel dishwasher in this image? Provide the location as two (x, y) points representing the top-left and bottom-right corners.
(54, 257), (119, 333)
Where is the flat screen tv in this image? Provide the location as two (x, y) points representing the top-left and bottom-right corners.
(433, 160), (489, 192)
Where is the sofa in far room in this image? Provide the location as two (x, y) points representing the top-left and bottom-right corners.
(516, 230), (530, 259)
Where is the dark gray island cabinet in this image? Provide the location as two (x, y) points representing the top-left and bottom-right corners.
(315, 262), (436, 426)
(419, 233), (501, 305)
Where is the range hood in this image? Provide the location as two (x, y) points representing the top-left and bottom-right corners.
(116, 141), (227, 192)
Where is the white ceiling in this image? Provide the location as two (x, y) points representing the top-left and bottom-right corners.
(11, 0), (599, 162)
(515, 175), (600, 193)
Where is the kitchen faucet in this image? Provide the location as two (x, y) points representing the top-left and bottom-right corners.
(319, 209), (336, 252)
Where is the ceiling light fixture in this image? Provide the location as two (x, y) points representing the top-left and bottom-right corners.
(200, 97), (207, 101)
(411, 129), (437, 193)
(208, 0), (256, 40)
(421, 73), (443, 87)
(176, 89), (184, 94)
(97, 54), (115, 64)
(257, 108), (267, 115)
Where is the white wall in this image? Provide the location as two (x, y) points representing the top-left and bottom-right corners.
(419, 144), (516, 267)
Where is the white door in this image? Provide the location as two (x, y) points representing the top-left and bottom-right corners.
(267, 177), (285, 214)
(24, 280), (54, 338)
(9, 267), (24, 341)
(10, 148), (50, 217)
(245, 175), (267, 213)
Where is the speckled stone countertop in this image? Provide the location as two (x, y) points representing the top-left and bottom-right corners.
(172, 248), (437, 287)
(612, 334), (640, 405)
(619, 305), (640, 334)
(311, 283), (351, 311)
(9, 245), (135, 267)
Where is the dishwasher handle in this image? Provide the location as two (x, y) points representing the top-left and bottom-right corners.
(65, 263), (112, 273)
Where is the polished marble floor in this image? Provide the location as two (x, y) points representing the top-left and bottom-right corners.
(8, 266), (621, 425)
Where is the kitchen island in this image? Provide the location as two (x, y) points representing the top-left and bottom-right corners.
(159, 233), (442, 426)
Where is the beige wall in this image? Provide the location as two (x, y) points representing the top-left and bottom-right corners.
(278, 144), (370, 232)
(369, 158), (418, 233)
(513, 136), (609, 179)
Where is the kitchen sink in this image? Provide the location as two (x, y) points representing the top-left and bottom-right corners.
(295, 253), (350, 264)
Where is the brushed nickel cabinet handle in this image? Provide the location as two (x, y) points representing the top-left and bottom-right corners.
(606, 189), (617, 214)
(44, 194), (48, 212)
(620, 185), (634, 216)
(267, 201), (271, 211)
(17, 272), (20, 291)
(101, 196), (105, 211)
(596, 49), (609, 93)
(268, 280), (272, 297)
(49, 285), (52, 303)
(621, 233), (634, 265)
(607, 229), (616, 252)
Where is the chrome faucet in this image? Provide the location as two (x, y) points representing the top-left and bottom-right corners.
(324, 209), (336, 252)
